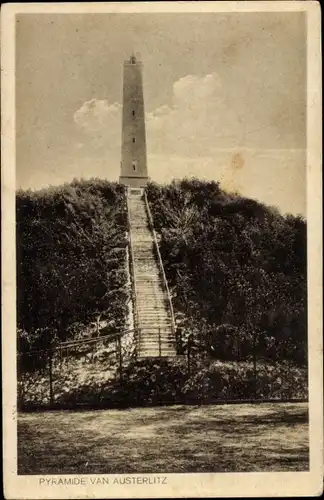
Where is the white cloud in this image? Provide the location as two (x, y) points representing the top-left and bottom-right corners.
(71, 75), (305, 215)
(146, 72), (231, 154)
(73, 72), (285, 156)
(73, 73), (238, 155)
(73, 99), (121, 149)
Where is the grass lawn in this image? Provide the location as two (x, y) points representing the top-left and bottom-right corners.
(18, 402), (308, 474)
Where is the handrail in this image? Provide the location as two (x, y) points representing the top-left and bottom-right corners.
(143, 191), (176, 337)
(126, 186), (141, 352)
(18, 329), (137, 356)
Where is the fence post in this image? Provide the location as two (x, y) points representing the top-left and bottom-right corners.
(117, 335), (122, 383)
(187, 334), (192, 376)
(252, 329), (257, 400)
(48, 348), (54, 406)
(158, 328), (161, 357)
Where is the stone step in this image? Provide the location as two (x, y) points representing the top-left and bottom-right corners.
(136, 295), (165, 299)
(137, 337), (174, 343)
(136, 293), (166, 297)
(135, 277), (161, 282)
(136, 296), (166, 300)
(135, 277), (161, 281)
(135, 282), (162, 286)
(135, 269), (159, 275)
(138, 299), (167, 304)
(132, 236), (151, 239)
(134, 259), (158, 263)
(134, 265), (158, 269)
(136, 287), (165, 292)
(136, 286), (163, 289)
(133, 246), (154, 251)
(136, 284), (163, 287)
(138, 314), (171, 318)
(132, 238), (153, 242)
(133, 256), (157, 261)
(131, 232), (152, 236)
(138, 331), (173, 337)
(139, 325), (173, 330)
(138, 328), (173, 332)
(137, 313), (169, 317)
(138, 322), (172, 327)
(138, 308), (169, 312)
(138, 334), (174, 341)
(136, 344), (177, 354)
(136, 281), (163, 285)
(137, 309), (169, 314)
(137, 305), (168, 309)
(137, 323), (171, 328)
(138, 326), (172, 332)
(137, 299), (167, 304)
(136, 286), (163, 290)
(136, 299), (167, 303)
(134, 268), (159, 272)
(138, 339), (175, 346)
(137, 340), (175, 346)
(136, 355), (178, 360)
(137, 311), (169, 315)
(138, 332), (174, 338)
(135, 274), (160, 279)
(138, 347), (176, 354)
(137, 351), (177, 358)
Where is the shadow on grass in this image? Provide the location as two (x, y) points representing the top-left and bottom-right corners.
(18, 403), (309, 475)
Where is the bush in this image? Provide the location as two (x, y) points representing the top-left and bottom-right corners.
(17, 179), (129, 367)
(146, 179), (307, 366)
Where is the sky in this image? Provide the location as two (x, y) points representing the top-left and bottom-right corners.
(16, 12), (306, 215)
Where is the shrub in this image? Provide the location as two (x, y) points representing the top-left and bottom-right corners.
(146, 179), (307, 367)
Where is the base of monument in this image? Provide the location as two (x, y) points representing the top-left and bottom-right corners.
(119, 176), (150, 188)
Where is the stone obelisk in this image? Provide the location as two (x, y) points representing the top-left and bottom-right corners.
(119, 54), (149, 188)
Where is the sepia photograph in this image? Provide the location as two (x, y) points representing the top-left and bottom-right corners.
(1, 1), (322, 498)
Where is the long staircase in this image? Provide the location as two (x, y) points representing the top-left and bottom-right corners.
(127, 189), (177, 358)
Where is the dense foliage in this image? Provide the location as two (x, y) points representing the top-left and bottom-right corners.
(18, 357), (307, 409)
(17, 179), (128, 368)
(17, 177), (307, 408)
(146, 179), (307, 366)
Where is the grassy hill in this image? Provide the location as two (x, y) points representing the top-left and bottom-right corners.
(17, 178), (307, 408)
(147, 179), (307, 366)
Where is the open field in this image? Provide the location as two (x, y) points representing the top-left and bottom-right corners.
(18, 402), (308, 474)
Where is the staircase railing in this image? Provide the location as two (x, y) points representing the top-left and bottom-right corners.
(143, 190), (176, 337)
(126, 187), (141, 355)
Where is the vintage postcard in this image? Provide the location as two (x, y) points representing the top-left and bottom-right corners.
(1, 1), (323, 498)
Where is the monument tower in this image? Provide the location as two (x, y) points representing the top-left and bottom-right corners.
(119, 53), (149, 188)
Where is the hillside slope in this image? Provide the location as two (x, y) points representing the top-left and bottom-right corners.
(17, 179), (128, 354)
(146, 179), (307, 366)
(16, 178), (307, 407)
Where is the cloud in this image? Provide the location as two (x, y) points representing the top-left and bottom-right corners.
(71, 76), (305, 216)
(73, 99), (121, 149)
(73, 72), (287, 157)
(146, 72), (231, 154)
(73, 73), (236, 156)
